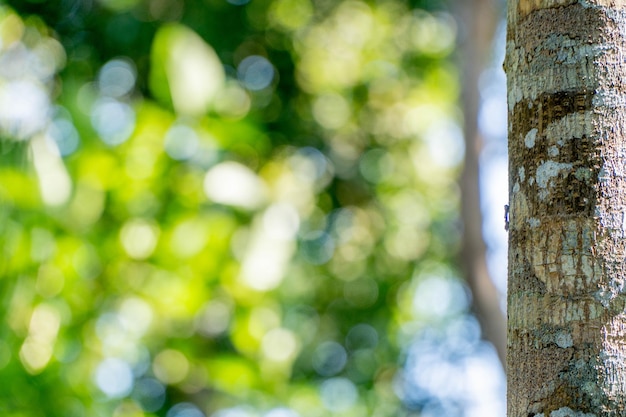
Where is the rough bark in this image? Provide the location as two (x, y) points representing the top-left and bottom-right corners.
(455, 0), (507, 370)
(505, 0), (626, 415)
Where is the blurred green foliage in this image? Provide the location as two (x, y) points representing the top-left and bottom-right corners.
(0, 0), (466, 416)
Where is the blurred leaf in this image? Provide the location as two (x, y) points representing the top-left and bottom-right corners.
(149, 23), (225, 116)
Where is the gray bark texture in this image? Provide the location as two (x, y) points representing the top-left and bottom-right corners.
(505, 0), (626, 416)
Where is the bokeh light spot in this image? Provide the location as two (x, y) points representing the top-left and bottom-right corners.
(119, 297), (153, 337)
(46, 118), (80, 156)
(31, 133), (73, 206)
(154, 24), (225, 116)
(410, 11), (457, 56)
(20, 303), (61, 373)
(35, 264), (64, 298)
(95, 358), (134, 398)
(263, 203), (300, 241)
(237, 55), (275, 91)
(214, 81), (251, 119)
(98, 58), (137, 98)
(424, 120), (464, 167)
(289, 147), (331, 184)
(96, 313), (123, 343)
(265, 408), (299, 417)
(312, 93), (350, 130)
(0, 80), (50, 139)
(91, 98), (136, 146)
(120, 219), (160, 260)
(153, 349), (190, 384)
(30, 228), (56, 262)
(132, 378), (166, 412)
(212, 406), (255, 417)
(113, 401), (145, 417)
(300, 231), (334, 265)
(261, 328), (299, 362)
(125, 145), (159, 180)
(359, 148), (393, 183)
(195, 300), (232, 337)
(413, 276), (469, 319)
(203, 162), (267, 209)
(269, 0), (313, 31)
(166, 402), (205, 417)
(240, 238), (293, 291)
(170, 218), (210, 258)
(345, 323), (378, 351)
(312, 341), (347, 376)
(19, 340), (53, 374)
(164, 124), (199, 160)
(479, 94), (507, 140)
(399, 320), (505, 415)
(319, 377), (358, 411)
(248, 306), (280, 340)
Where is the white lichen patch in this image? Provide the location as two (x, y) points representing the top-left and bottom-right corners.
(548, 145), (559, 157)
(533, 409), (596, 417)
(565, 302), (585, 321)
(574, 167), (592, 182)
(528, 217), (540, 228)
(588, 302), (600, 320)
(508, 83), (523, 111)
(554, 331), (573, 348)
(592, 88), (626, 108)
(511, 191), (529, 231)
(594, 289), (613, 308)
(513, 59), (595, 102)
(519, 167), (525, 182)
(536, 161), (573, 188)
(561, 254), (576, 276)
(562, 220), (579, 254)
(544, 112), (594, 143)
(550, 406), (597, 417)
(581, 381), (602, 400)
(525, 128), (538, 148)
(513, 182), (520, 193)
(581, 255), (594, 283)
(505, 43), (524, 110)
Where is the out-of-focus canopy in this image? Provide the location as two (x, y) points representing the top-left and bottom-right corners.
(0, 1), (504, 416)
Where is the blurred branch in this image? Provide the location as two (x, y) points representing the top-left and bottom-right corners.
(454, 0), (507, 371)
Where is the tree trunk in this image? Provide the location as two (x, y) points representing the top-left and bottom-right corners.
(505, 1), (626, 416)
(456, 0), (507, 370)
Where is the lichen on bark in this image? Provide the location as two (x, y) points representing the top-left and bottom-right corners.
(506, 0), (626, 415)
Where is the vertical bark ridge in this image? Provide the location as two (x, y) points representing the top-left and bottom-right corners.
(506, 1), (626, 415)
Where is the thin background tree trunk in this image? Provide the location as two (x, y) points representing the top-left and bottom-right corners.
(506, 0), (626, 415)
(455, 0), (507, 370)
